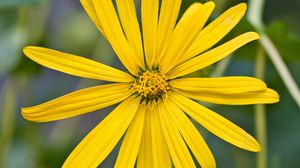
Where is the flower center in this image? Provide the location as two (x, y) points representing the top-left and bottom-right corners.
(132, 71), (170, 99)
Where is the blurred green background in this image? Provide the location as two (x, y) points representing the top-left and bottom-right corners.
(0, 0), (299, 167)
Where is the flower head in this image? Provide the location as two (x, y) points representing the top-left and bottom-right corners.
(22, 0), (279, 167)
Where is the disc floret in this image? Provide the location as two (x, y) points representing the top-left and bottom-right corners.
(132, 71), (170, 100)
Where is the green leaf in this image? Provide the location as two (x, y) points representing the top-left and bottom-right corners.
(266, 21), (300, 61)
(47, 11), (99, 56)
(0, 27), (26, 76)
(0, 0), (43, 8)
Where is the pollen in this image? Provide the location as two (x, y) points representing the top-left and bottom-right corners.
(132, 71), (170, 99)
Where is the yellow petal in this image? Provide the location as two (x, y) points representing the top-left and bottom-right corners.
(165, 98), (216, 168)
(154, 0), (182, 67)
(171, 77), (267, 94)
(150, 102), (172, 168)
(114, 105), (146, 168)
(182, 3), (248, 63)
(22, 83), (133, 122)
(176, 88), (279, 105)
(115, 0), (144, 68)
(23, 46), (133, 82)
(170, 92), (261, 152)
(167, 32), (260, 79)
(160, 2), (215, 74)
(62, 96), (141, 168)
(137, 106), (153, 168)
(141, 0), (159, 68)
(92, 0), (139, 75)
(80, 0), (105, 36)
(158, 101), (196, 168)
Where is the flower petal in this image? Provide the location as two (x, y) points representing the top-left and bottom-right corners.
(165, 98), (216, 168)
(181, 3), (247, 63)
(23, 46), (133, 82)
(114, 104), (146, 168)
(150, 102), (172, 168)
(137, 107), (153, 168)
(62, 96), (141, 168)
(141, 0), (159, 67)
(154, 0), (182, 67)
(160, 2), (215, 74)
(115, 0), (144, 68)
(80, 0), (105, 36)
(176, 88), (279, 105)
(22, 83), (133, 122)
(170, 92), (261, 152)
(167, 32), (260, 79)
(92, 0), (139, 75)
(158, 101), (196, 168)
(171, 77), (267, 94)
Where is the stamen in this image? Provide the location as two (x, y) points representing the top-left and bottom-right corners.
(132, 71), (170, 99)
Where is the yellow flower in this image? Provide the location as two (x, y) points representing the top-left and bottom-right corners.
(22, 0), (279, 167)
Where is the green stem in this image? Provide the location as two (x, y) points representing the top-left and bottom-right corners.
(248, 0), (300, 108)
(255, 46), (267, 168)
(260, 34), (300, 107)
(248, 0), (265, 31)
(0, 79), (17, 168)
(210, 54), (232, 77)
(19, 75), (44, 168)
